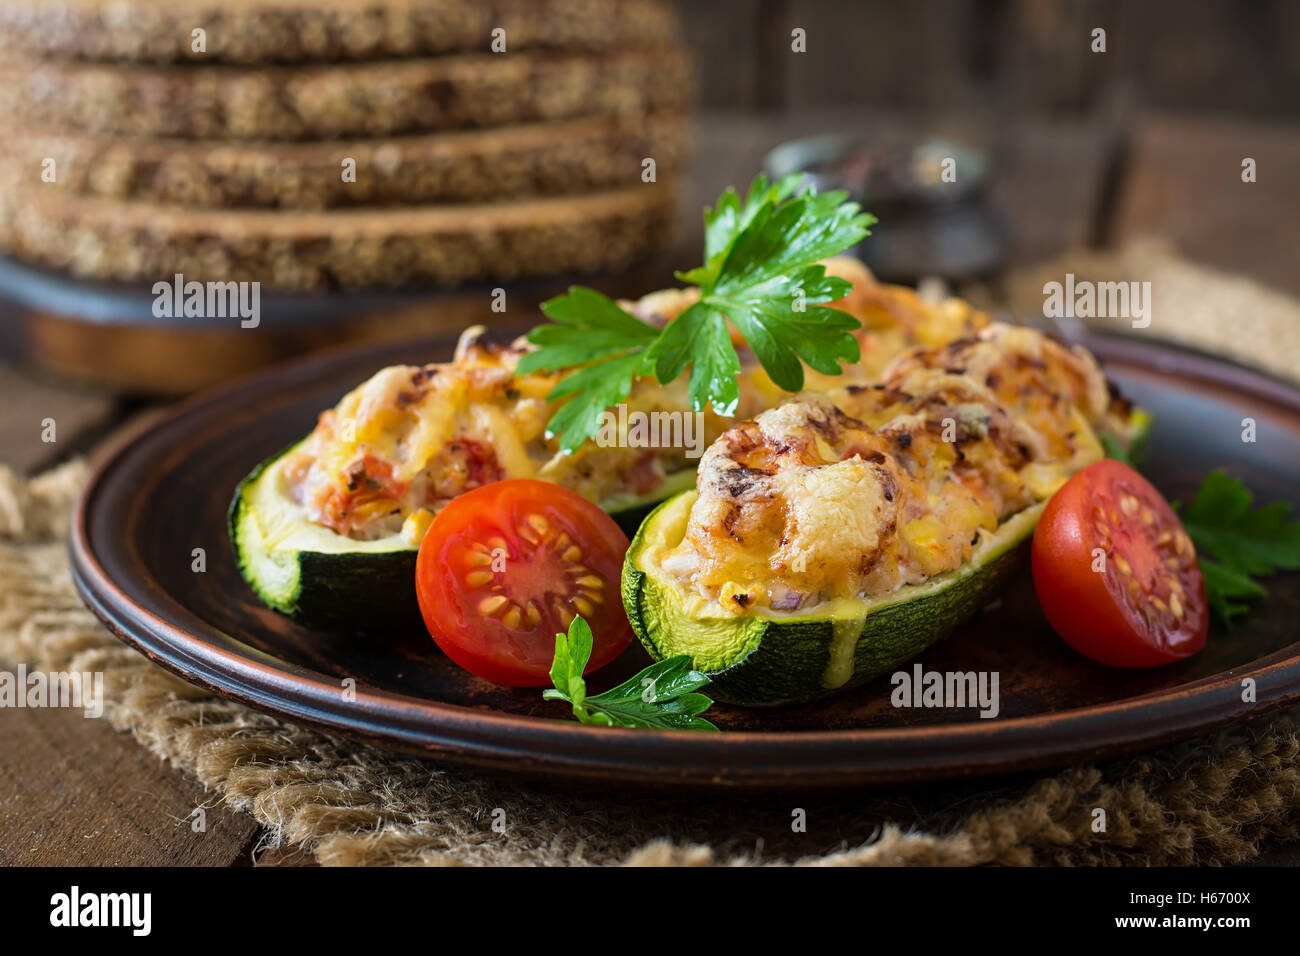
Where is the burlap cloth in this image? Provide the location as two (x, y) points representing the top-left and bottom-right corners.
(3, 243), (1299, 866)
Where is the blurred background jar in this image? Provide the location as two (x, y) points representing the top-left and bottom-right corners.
(765, 133), (1006, 285)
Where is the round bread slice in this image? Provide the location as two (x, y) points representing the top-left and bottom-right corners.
(0, 48), (691, 140)
(0, 0), (680, 65)
(0, 183), (679, 290)
(0, 113), (689, 209)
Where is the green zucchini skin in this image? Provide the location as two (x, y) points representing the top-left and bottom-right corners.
(707, 545), (1024, 706)
(227, 442), (422, 633)
(286, 548), (420, 633)
(229, 441), (694, 632)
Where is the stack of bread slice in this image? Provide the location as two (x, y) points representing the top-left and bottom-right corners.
(0, 0), (690, 290)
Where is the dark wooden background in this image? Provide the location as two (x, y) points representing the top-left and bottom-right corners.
(664, 0), (1300, 295)
(674, 0), (1299, 117)
(2, 0), (1299, 865)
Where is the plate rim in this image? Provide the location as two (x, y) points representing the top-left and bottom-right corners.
(67, 332), (1300, 789)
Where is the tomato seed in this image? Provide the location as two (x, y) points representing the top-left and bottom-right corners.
(524, 602), (542, 628)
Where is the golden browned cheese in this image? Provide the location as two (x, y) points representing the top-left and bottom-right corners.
(664, 323), (1125, 613)
(281, 258), (991, 540)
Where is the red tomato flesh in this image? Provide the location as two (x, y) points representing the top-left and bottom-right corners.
(414, 478), (633, 686)
(1031, 459), (1208, 667)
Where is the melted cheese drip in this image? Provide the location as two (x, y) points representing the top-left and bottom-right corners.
(822, 614), (867, 689)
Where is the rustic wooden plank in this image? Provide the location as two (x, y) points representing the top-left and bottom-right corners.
(779, 0), (974, 110)
(1115, 0), (1300, 117)
(1, 405), (263, 866)
(669, 0), (764, 109)
(0, 701), (259, 866)
(747, 0), (1126, 114)
(999, 0), (1122, 114)
(677, 0), (1296, 118)
(0, 361), (120, 475)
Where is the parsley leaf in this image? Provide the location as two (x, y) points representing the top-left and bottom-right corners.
(684, 172), (804, 289)
(1180, 470), (1300, 625)
(513, 287), (660, 453)
(543, 617), (718, 731)
(643, 301), (742, 413)
(1198, 557), (1267, 625)
(1099, 431), (1132, 466)
(521, 173), (876, 449)
(701, 267), (862, 394)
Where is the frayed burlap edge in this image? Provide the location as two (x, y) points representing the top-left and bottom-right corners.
(2, 460), (1299, 866)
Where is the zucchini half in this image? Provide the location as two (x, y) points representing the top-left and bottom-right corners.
(229, 440), (698, 632)
(621, 412), (1153, 707)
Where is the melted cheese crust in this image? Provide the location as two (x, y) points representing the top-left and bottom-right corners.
(665, 323), (1124, 613)
(283, 258), (991, 539)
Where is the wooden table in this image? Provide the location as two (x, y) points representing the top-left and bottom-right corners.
(2, 110), (1298, 866)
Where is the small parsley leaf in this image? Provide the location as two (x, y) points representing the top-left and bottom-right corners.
(645, 301), (742, 413)
(536, 351), (649, 455)
(543, 617), (718, 731)
(682, 172), (805, 288)
(1180, 470), (1300, 625)
(515, 286), (659, 452)
(710, 268), (862, 393)
(1099, 430), (1132, 466)
(1199, 557), (1268, 625)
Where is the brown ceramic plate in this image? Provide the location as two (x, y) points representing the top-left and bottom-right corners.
(69, 331), (1300, 790)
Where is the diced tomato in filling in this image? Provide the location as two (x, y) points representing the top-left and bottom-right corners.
(625, 451), (665, 496)
(318, 455), (411, 536)
(457, 439), (503, 489)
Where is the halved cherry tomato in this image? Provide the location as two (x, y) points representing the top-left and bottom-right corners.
(1031, 459), (1208, 667)
(414, 478), (633, 686)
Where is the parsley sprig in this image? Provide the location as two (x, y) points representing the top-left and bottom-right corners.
(515, 174), (876, 451)
(543, 617), (718, 731)
(1099, 431), (1133, 466)
(1180, 471), (1300, 624)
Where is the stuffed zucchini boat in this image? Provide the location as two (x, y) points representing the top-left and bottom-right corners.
(622, 323), (1152, 706)
(230, 259), (992, 631)
(229, 318), (709, 632)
